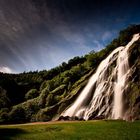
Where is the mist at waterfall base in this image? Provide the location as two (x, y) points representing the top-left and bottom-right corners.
(0, 0), (140, 73)
(61, 33), (140, 120)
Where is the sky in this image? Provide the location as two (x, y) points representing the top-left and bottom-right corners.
(0, 0), (140, 73)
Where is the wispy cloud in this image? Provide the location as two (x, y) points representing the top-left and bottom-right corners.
(92, 40), (104, 51)
(0, 66), (13, 73)
(102, 31), (113, 42)
(0, 0), (139, 73)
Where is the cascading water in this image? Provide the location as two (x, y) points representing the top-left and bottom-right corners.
(61, 33), (140, 120)
(112, 33), (140, 119)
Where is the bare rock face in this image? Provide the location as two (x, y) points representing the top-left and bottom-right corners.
(125, 39), (140, 121)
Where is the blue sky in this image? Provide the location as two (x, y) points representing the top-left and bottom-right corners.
(0, 0), (140, 73)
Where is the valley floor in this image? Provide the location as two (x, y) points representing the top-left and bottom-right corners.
(0, 120), (140, 140)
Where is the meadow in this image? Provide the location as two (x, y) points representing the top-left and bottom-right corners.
(0, 120), (140, 140)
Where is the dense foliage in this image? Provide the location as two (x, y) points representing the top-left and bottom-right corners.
(0, 24), (140, 124)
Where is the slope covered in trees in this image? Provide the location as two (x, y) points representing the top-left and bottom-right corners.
(0, 24), (140, 124)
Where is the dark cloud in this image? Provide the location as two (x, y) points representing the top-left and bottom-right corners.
(0, 0), (140, 73)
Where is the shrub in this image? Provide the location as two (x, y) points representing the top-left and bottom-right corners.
(45, 94), (54, 106)
(36, 109), (51, 121)
(25, 89), (39, 100)
(0, 87), (10, 108)
(9, 106), (26, 123)
(38, 88), (50, 107)
(0, 108), (9, 124)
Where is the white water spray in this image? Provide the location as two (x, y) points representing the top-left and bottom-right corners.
(61, 34), (140, 120)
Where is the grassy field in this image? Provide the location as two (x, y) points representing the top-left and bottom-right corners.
(0, 120), (140, 140)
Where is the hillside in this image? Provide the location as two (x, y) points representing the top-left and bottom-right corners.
(0, 25), (140, 124)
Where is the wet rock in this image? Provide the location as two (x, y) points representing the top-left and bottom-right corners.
(58, 116), (70, 121)
(58, 116), (85, 121)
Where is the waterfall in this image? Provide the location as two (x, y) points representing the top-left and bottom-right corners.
(61, 33), (140, 120)
(112, 33), (140, 119)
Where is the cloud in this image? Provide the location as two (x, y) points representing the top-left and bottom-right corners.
(0, 66), (13, 73)
(102, 31), (113, 41)
(92, 40), (104, 51)
(0, 0), (139, 73)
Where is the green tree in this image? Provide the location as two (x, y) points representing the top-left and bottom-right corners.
(25, 89), (39, 100)
(9, 106), (26, 123)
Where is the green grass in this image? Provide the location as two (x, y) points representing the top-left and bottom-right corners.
(0, 120), (140, 140)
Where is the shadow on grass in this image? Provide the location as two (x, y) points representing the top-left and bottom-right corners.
(0, 128), (27, 140)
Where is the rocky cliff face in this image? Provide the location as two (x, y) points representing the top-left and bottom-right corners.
(125, 39), (140, 120)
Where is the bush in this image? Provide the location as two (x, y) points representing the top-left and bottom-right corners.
(38, 88), (50, 107)
(0, 108), (9, 123)
(51, 84), (66, 95)
(0, 87), (10, 108)
(25, 89), (39, 100)
(45, 94), (54, 106)
(9, 106), (26, 123)
(36, 109), (51, 121)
